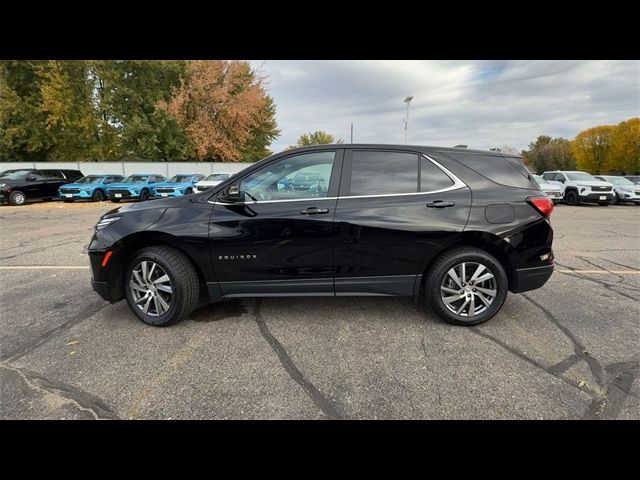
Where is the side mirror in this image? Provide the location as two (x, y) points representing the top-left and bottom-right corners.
(223, 184), (242, 202)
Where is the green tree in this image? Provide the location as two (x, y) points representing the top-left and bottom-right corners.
(39, 61), (98, 160)
(239, 96), (281, 162)
(287, 130), (343, 149)
(0, 60), (51, 161)
(608, 117), (640, 174)
(523, 135), (576, 173)
(572, 125), (615, 173)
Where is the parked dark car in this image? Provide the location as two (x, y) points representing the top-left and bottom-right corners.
(88, 145), (554, 327)
(0, 168), (83, 205)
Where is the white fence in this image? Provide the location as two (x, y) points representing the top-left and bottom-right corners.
(0, 161), (253, 177)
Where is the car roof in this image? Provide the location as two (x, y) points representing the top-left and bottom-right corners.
(282, 143), (508, 156)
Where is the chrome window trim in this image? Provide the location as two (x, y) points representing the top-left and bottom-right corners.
(210, 153), (467, 205)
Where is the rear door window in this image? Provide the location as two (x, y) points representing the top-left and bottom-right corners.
(348, 150), (418, 196)
(420, 157), (454, 192)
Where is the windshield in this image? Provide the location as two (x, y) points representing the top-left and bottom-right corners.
(76, 176), (105, 184)
(204, 173), (230, 181)
(565, 172), (597, 181)
(123, 175), (149, 183)
(604, 176), (634, 185)
(532, 175), (548, 185)
(0, 169), (32, 180)
(167, 175), (193, 183)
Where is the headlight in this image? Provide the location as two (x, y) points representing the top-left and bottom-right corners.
(0, 183), (6, 188)
(96, 216), (121, 230)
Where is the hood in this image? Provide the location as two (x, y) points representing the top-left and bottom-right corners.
(59, 182), (93, 189)
(106, 182), (146, 189)
(152, 181), (190, 189)
(573, 180), (613, 187)
(195, 180), (224, 187)
(115, 194), (191, 214)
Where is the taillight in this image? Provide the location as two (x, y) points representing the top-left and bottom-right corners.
(101, 250), (113, 267)
(527, 196), (553, 217)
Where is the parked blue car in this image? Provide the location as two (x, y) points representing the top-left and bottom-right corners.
(150, 174), (206, 198)
(105, 174), (166, 202)
(59, 174), (124, 202)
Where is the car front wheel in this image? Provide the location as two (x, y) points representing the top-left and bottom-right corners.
(9, 190), (27, 206)
(124, 246), (200, 327)
(424, 247), (508, 326)
(565, 190), (579, 206)
(139, 189), (150, 201)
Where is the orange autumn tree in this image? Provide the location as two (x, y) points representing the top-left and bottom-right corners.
(159, 60), (278, 161)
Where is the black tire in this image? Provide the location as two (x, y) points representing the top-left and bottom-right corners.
(110, 198), (121, 203)
(565, 190), (579, 206)
(92, 189), (105, 202)
(8, 190), (27, 206)
(609, 192), (619, 205)
(424, 247), (508, 326)
(634, 202), (640, 206)
(124, 246), (200, 327)
(139, 189), (150, 201)
(185, 188), (193, 195)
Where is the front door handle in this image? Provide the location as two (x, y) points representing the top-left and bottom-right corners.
(427, 200), (455, 208)
(301, 207), (329, 215)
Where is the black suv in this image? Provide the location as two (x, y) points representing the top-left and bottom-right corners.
(0, 168), (84, 205)
(89, 145), (554, 327)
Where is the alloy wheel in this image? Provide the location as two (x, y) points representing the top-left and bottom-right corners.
(440, 262), (497, 317)
(129, 260), (173, 317)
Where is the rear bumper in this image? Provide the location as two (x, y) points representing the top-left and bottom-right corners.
(511, 264), (554, 293)
(91, 280), (112, 301)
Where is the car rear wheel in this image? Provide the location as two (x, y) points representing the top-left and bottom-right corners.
(9, 190), (27, 206)
(92, 189), (105, 202)
(124, 246), (200, 327)
(424, 247), (508, 326)
(565, 190), (578, 206)
(139, 189), (150, 201)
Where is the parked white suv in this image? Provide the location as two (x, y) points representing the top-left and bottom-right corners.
(193, 173), (233, 194)
(541, 170), (614, 206)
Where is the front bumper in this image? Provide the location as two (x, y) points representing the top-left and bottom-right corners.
(107, 190), (141, 200)
(152, 189), (187, 198)
(59, 190), (93, 199)
(511, 264), (554, 293)
(617, 190), (640, 201)
(580, 192), (614, 202)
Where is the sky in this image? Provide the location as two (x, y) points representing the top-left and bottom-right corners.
(249, 60), (640, 154)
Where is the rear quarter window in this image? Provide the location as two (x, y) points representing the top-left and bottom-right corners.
(444, 152), (538, 189)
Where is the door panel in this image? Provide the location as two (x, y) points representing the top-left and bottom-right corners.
(210, 149), (343, 295)
(333, 149), (472, 294)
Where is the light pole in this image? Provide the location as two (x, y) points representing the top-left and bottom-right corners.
(403, 96), (413, 144)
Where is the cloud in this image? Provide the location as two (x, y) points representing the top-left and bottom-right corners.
(250, 60), (640, 154)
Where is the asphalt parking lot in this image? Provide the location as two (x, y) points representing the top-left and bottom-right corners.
(1, 200), (638, 419)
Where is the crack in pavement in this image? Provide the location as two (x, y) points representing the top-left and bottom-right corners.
(252, 299), (345, 420)
(1, 363), (119, 420)
(599, 258), (640, 272)
(2, 299), (109, 362)
(0, 240), (80, 261)
(576, 256), (625, 283)
(521, 294), (639, 419)
(554, 262), (640, 300)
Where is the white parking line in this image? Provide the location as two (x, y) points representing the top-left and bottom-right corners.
(0, 266), (90, 270)
(557, 269), (640, 274)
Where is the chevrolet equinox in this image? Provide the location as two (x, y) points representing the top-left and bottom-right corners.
(89, 145), (555, 327)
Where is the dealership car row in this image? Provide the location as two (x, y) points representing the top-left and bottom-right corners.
(0, 169), (233, 205)
(0, 166), (639, 206)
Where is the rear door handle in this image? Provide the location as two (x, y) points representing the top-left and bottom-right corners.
(301, 207), (329, 215)
(427, 200), (455, 208)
